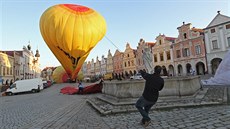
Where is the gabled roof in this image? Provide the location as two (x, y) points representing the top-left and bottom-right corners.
(205, 12), (230, 29)
(146, 42), (156, 47)
(165, 37), (176, 42)
(42, 67), (56, 71)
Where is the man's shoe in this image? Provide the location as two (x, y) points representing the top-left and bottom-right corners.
(143, 120), (151, 127)
(139, 119), (145, 125)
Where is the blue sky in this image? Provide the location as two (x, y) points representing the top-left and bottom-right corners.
(1, 0), (229, 69)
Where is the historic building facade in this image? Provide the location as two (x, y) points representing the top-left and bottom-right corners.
(86, 61), (92, 77)
(113, 49), (124, 79)
(81, 12), (230, 78)
(20, 45), (41, 79)
(173, 22), (206, 76)
(0, 52), (14, 86)
(106, 50), (113, 78)
(90, 59), (95, 76)
(95, 57), (101, 76)
(3, 51), (23, 81)
(100, 55), (107, 76)
(122, 43), (137, 78)
(204, 11), (230, 74)
(81, 62), (87, 77)
(1, 44), (41, 85)
(153, 34), (176, 76)
(41, 67), (55, 81)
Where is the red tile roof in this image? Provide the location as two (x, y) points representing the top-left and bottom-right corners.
(192, 28), (204, 33)
(42, 67), (57, 71)
(165, 37), (176, 42)
(146, 42), (156, 47)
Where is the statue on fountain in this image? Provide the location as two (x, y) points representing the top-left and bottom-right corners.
(142, 45), (154, 74)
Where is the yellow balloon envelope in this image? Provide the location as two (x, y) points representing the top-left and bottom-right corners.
(52, 66), (68, 83)
(40, 4), (107, 80)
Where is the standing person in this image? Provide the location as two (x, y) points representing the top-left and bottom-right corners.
(78, 81), (84, 94)
(10, 80), (13, 86)
(135, 66), (164, 127)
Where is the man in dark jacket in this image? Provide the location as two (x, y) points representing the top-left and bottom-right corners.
(135, 65), (164, 127)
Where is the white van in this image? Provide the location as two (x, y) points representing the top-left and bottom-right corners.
(6, 78), (43, 96)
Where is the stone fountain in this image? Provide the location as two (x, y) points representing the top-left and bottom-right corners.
(100, 76), (201, 104)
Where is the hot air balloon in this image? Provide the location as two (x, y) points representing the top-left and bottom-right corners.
(52, 66), (69, 83)
(40, 4), (107, 80)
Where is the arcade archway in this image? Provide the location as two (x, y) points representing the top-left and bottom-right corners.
(211, 58), (222, 74)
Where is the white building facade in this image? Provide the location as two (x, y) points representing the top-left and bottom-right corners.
(204, 11), (230, 74)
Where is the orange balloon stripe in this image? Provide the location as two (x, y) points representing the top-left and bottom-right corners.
(59, 4), (94, 15)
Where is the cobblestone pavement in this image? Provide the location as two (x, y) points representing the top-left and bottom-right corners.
(0, 83), (109, 129)
(1, 83), (230, 129)
(103, 105), (230, 129)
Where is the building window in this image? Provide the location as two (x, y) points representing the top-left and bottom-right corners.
(226, 24), (230, 29)
(227, 37), (230, 47)
(195, 45), (201, 55)
(183, 33), (187, 39)
(160, 53), (164, 61)
(212, 40), (218, 49)
(211, 28), (215, 33)
(159, 40), (162, 45)
(154, 54), (157, 62)
(127, 54), (129, 57)
(125, 62), (126, 67)
(183, 48), (190, 57)
(131, 60), (134, 66)
(167, 51), (171, 60)
(128, 61), (130, 66)
(176, 50), (181, 58)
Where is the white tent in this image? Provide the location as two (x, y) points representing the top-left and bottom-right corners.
(201, 50), (230, 85)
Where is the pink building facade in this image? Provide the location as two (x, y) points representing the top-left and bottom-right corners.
(173, 22), (207, 76)
(113, 49), (124, 79)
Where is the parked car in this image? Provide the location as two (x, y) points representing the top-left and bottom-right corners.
(43, 80), (48, 88)
(130, 73), (143, 80)
(43, 80), (52, 88)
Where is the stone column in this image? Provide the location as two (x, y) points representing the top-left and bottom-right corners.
(207, 63), (212, 74)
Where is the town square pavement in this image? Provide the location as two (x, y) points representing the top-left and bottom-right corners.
(0, 82), (230, 129)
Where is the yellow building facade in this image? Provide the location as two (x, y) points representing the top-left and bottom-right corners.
(0, 52), (14, 86)
(122, 43), (137, 77)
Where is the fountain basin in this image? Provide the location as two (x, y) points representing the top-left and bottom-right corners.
(102, 76), (201, 98)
